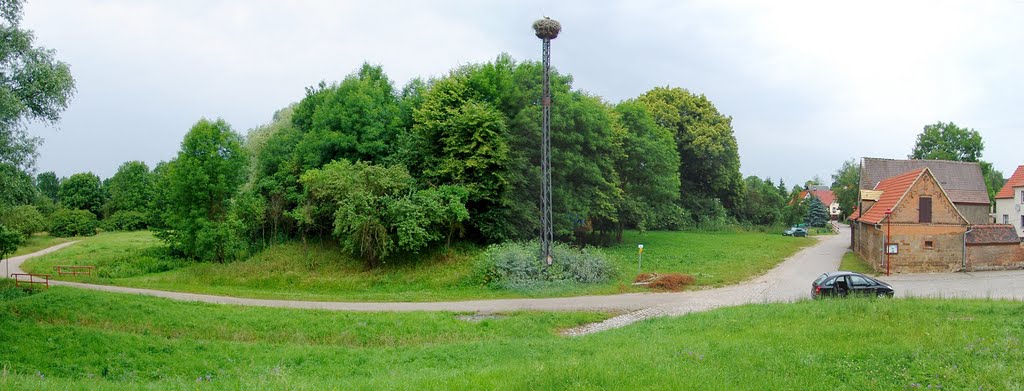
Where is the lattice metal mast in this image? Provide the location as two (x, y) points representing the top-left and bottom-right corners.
(533, 17), (560, 265)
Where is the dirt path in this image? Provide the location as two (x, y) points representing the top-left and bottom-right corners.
(7, 232), (847, 334)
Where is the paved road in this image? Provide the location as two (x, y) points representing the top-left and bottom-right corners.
(7, 233), (843, 314)
(887, 270), (1024, 300)
(8, 228), (1023, 335)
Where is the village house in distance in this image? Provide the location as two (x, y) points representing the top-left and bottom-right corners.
(993, 165), (1024, 238)
(797, 185), (841, 220)
(849, 158), (1024, 273)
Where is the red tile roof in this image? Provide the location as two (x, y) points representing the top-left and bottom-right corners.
(856, 168), (927, 224)
(966, 225), (1022, 244)
(796, 189), (836, 206)
(995, 165), (1024, 200)
(848, 207), (861, 221)
(860, 158), (988, 204)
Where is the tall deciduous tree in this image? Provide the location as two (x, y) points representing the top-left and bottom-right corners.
(637, 87), (743, 220)
(408, 72), (512, 242)
(0, 162), (33, 207)
(291, 63), (401, 166)
(35, 171), (58, 202)
(909, 121), (1003, 203)
(158, 118), (247, 262)
(979, 162), (1005, 204)
(909, 122), (983, 162)
(735, 176), (786, 226)
(831, 159), (860, 219)
(613, 100), (683, 232)
(104, 161), (153, 216)
(0, 0), (76, 171)
(58, 172), (103, 216)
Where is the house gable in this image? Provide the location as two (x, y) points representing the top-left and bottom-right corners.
(888, 168), (968, 226)
(856, 168), (967, 225)
(995, 165), (1024, 200)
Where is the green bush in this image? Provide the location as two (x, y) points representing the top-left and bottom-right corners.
(49, 208), (99, 237)
(475, 241), (614, 290)
(0, 279), (34, 301)
(102, 210), (149, 231)
(0, 205), (46, 239)
(95, 246), (183, 279)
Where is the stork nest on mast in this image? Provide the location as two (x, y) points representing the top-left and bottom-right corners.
(532, 17), (561, 39)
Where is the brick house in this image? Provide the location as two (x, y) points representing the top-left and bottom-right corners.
(993, 165), (1024, 238)
(850, 162), (1024, 273)
(850, 167), (971, 273)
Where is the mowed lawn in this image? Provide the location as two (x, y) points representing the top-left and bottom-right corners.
(2, 285), (1022, 389)
(21, 230), (812, 302)
(606, 230), (811, 286)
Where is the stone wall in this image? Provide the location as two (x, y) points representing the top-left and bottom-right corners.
(967, 243), (1024, 271)
(957, 203), (993, 225)
(852, 222), (883, 270)
(886, 225), (967, 273)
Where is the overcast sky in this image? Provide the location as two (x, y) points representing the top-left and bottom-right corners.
(22, 0), (1024, 187)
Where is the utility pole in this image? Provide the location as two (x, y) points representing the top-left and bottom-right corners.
(533, 17), (560, 265)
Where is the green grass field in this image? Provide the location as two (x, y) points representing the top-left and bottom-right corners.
(2, 284), (1022, 389)
(9, 234), (74, 257)
(840, 251), (879, 276)
(21, 230), (812, 301)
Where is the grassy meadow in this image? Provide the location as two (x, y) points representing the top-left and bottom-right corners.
(19, 230), (812, 301)
(2, 284), (1022, 389)
(9, 234), (75, 257)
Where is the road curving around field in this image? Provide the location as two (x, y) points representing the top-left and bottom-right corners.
(11, 227), (1019, 335)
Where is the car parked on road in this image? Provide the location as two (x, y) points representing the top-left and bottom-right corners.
(811, 271), (894, 299)
(783, 227), (808, 237)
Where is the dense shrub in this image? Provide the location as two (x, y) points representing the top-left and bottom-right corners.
(476, 241), (614, 290)
(102, 210), (149, 231)
(0, 205), (46, 239)
(49, 208), (99, 237)
(96, 247), (183, 279)
(0, 279), (35, 300)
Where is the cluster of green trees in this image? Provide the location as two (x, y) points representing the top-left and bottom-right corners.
(188, 55), (759, 265)
(0, 0), (808, 266)
(2, 160), (157, 238)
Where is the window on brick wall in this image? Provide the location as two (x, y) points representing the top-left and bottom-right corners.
(924, 240), (934, 249)
(919, 197), (932, 223)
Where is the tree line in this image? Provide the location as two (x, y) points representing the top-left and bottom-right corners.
(0, 28), (821, 267)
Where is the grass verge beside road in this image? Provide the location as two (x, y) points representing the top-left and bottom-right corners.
(840, 251), (879, 276)
(2, 286), (1021, 389)
(22, 229), (812, 301)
